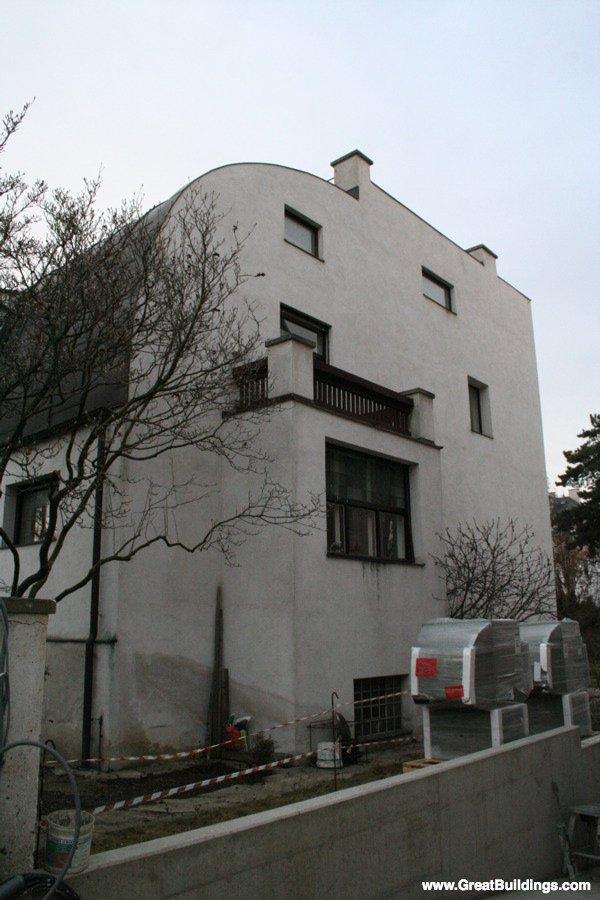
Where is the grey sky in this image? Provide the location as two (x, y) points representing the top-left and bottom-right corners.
(3, 0), (599, 488)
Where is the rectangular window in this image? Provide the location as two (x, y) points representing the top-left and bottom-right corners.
(13, 479), (56, 545)
(326, 444), (412, 562)
(284, 207), (320, 257)
(422, 268), (452, 310)
(468, 377), (492, 437)
(469, 383), (483, 434)
(354, 675), (403, 740)
(280, 305), (329, 360)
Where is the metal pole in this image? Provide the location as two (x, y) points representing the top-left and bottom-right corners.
(331, 691), (339, 791)
(81, 425), (106, 766)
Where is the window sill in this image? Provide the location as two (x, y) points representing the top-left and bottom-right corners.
(283, 239), (324, 262)
(470, 428), (493, 439)
(423, 294), (457, 315)
(0, 538), (55, 550)
(327, 552), (425, 567)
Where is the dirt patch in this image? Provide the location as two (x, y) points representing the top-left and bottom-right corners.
(41, 739), (424, 854)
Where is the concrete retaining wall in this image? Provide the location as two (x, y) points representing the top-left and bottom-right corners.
(72, 727), (600, 899)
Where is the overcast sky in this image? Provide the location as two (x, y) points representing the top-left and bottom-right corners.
(3, 0), (598, 487)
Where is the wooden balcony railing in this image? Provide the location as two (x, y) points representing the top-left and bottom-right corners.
(313, 359), (412, 436)
(235, 359), (268, 409)
(235, 356), (413, 437)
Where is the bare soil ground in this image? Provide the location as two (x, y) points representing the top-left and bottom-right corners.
(41, 738), (424, 854)
(41, 695), (600, 858)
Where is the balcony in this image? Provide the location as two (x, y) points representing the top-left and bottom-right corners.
(235, 335), (435, 443)
(237, 359), (268, 409)
(313, 359), (411, 436)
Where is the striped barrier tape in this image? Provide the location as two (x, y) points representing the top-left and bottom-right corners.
(91, 734), (414, 816)
(91, 751), (318, 815)
(46, 689), (409, 769)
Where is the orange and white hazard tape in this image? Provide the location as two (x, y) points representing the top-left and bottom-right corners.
(92, 751), (317, 815)
(91, 733), (415, 816)
(47, 690), (408, 769)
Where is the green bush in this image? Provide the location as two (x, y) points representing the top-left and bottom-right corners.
(250, 732), (276, 765)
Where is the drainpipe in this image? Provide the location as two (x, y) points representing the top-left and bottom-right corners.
(81, 426), (106, 765)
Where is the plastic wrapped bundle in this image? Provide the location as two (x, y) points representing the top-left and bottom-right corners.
(519, 619), (589, 695)
(411, 618), (527, 708)
(515, 640), (534, 700)
(422, 703), (529, 759)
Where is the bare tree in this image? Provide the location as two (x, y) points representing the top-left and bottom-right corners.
(0, 107), (320, 601)
(432, 519), (556, 620)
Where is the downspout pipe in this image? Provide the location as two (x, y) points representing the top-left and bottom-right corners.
(81, 426), (106, 765)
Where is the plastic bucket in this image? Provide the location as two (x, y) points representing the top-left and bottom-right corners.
(316, 740), (342, 769)
(42, 809), (95, 875)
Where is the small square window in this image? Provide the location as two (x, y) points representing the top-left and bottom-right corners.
(12, 479), (56, 545)
(422, 269), (452, 310)
(280, 305), (329, 361)
(284, 208), (320, 257)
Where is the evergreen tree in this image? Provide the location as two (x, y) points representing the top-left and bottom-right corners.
(557, 414), (600, 553)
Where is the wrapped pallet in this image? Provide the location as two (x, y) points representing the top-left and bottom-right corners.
(411, 618), (530, 708)
(519, 619), (589, 695)
(519, 619), (592, 737)
(411, 618), (531, 760)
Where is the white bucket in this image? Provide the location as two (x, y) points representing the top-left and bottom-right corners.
(42, 809), (95, 875)
(316, 740), (342, 769)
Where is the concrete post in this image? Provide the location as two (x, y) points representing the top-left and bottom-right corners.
(401, 388), (436, 443)
(0, 596), (56, 878)
(265, 334), (315, 401)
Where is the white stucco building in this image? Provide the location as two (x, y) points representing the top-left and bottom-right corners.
(0, 150), (553, 758)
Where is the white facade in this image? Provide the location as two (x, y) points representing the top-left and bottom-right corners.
(0, 151), (552, 757)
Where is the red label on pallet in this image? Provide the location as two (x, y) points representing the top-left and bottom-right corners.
(444, 685), (464, 699)
(415, 657), (438, 678)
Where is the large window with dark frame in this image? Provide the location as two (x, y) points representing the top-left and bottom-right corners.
(422, 268), (452, 311)
(280, 305), (329, 361)
(326, 444), (413, 562)
(284, 207), (320, 257)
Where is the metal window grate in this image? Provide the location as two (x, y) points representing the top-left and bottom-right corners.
(354, 675), (403, 740)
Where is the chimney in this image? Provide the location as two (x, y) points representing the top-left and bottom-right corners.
(467, 244), (498, 274)
(330, 149), (373, 198)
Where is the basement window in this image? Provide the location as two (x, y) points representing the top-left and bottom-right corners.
(284, 207), (320, 257)
(354, 675), (403, 740)
(422, 268), (453, 311)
